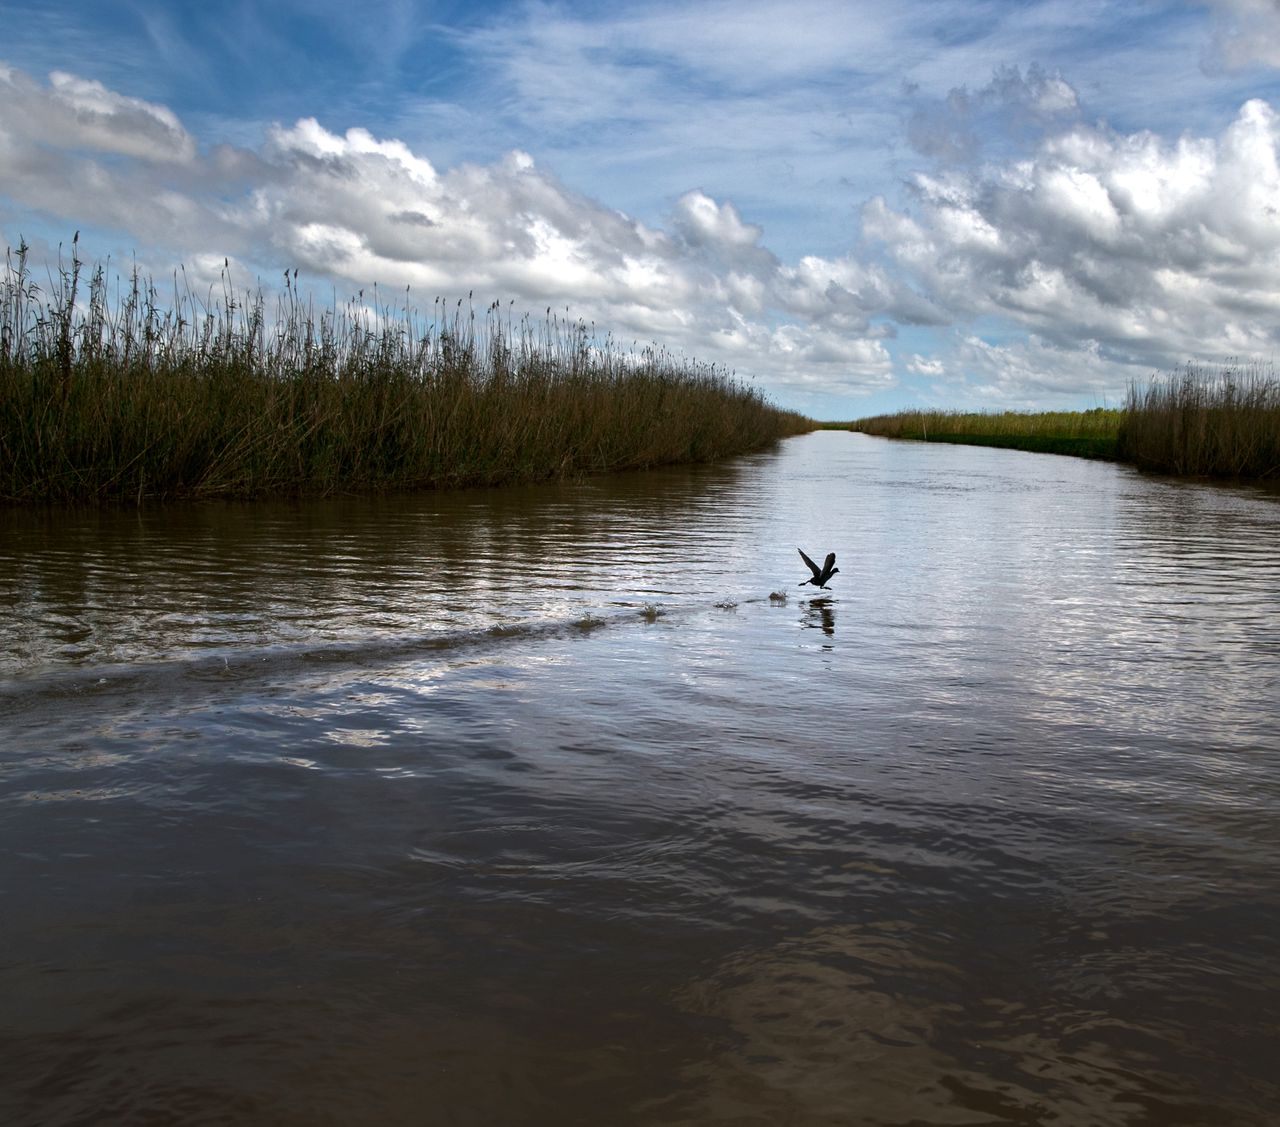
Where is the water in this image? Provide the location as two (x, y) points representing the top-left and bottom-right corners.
(2, 431), (1278, 1126)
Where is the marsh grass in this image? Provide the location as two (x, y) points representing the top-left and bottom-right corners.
(846, 408), (1122, 460)
(848, 367), (1279, 480)
(1, 238), (810, 505)
(1117, 363), (1280, 479)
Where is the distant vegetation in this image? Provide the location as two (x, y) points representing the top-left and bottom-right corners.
(842, 408), (1122, 460)
(843, 364), (1280, 480)
(0, 239), (810, 505)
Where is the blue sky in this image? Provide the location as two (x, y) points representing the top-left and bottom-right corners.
(3, 0), (1280, 417)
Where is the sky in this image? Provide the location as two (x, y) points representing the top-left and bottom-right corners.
(3, 1), (1280, 418)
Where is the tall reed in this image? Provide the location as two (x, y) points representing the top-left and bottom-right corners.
(0, 239), (810, 504)
(1117, 363), (1280, 479)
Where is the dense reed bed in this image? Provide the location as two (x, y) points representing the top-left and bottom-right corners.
(1117, 363), (1280, 478)
(1, 240), (810, 505)
(846, 408), (1122, 460)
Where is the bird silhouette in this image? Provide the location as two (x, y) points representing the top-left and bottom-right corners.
(798, 548), (839, 590)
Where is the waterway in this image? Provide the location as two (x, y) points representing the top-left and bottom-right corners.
(2, 431), (1278, 1125)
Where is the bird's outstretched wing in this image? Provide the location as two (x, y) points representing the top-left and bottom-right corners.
(821, 552), (836, 580)
(797, 547), (821, 579)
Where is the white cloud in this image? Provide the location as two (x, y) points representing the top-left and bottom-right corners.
(5, 44), (1280, 413)
(0, 67), (195, 164)
(869, 97), (1280, 372)
(673, 191), (765, 252)
(906, 354), (946, 377)
(947, 334), (1143, 406)
(906, 64), (1081, 163)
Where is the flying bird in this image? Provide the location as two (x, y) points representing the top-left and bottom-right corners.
(798, 548), (839, 590)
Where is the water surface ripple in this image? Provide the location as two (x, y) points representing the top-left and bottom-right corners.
(2, 432), (1278, 1125)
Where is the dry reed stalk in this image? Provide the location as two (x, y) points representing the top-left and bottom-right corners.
(0, 240), (811, 504)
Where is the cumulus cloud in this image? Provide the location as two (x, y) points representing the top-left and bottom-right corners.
(905, 354), (945, 377)
(0, 66), (195, 163)
(673, 190), (765, 254)
(868, 97), (1280, 371)
(906, 64), (1081, 163)
(4, 55), (1280, 411)
(945, 334), (1143, 406)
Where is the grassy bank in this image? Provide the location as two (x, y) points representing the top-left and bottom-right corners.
(1116, 363), (1280, 478)
(0, 240), (810, 505)
(845, 365), (1280, 480)
(844, 408), (1123, 460)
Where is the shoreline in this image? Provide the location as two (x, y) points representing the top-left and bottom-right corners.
(831, 379), (1280, 481)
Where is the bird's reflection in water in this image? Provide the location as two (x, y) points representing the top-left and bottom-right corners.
(802, 597), (836, 636)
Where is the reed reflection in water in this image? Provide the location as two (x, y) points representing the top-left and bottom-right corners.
(1, 431), (1278, 1126)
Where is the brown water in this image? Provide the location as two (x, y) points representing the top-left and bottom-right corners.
(2, 431), (1278, 1126)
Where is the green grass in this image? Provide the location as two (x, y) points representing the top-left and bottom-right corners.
(843, 408), (1123, 460)
(0, 238), (812, 505)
